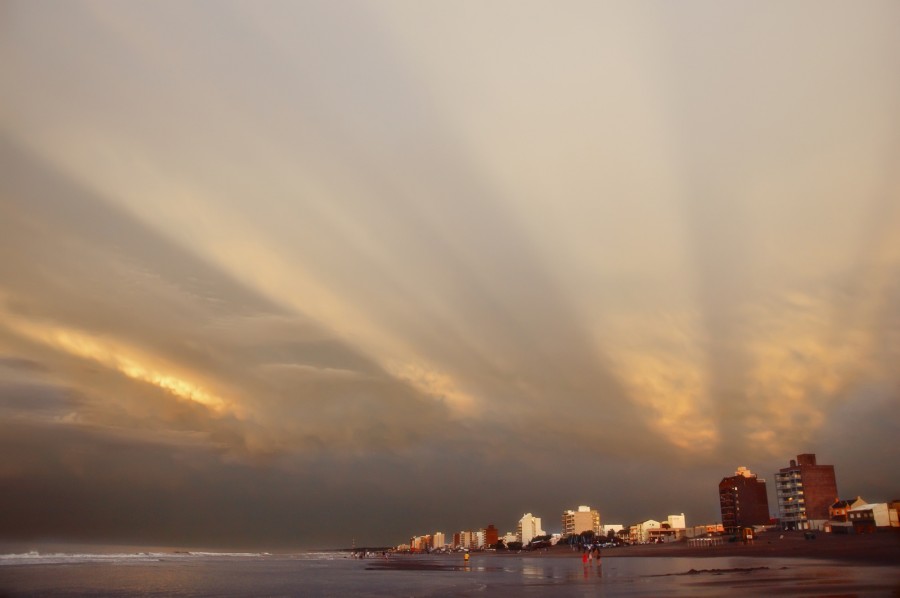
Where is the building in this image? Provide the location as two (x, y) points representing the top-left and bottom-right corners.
(644, 515), (687, 543)
(629, 519), (660, 544)
(775, 453), (838, 530)
(685, 523), (724, 538)
(829, 497), (867, 522)
(602, 524), (624, 539)
(666, 513), (687, 530)
(561, 505), (601, 537)
(474, 530), (485, 548)
(432, 532), (445, 550)
(848, 503), (899, 533)
(719, 467), (771, 533)
(517, 513), (545, 545)
(457, 530), (475, 549)
(647, 527), (680, 543)
(484, 524), (499, 547)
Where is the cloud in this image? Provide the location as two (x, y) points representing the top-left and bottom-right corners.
(0, 1), (899, 547)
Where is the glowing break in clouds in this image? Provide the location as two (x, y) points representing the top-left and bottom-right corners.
(5, 315), (232, 415)
(386, 360), (476, 415)
(606, 328), (718, 453)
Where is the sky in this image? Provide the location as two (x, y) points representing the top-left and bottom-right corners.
(1, 1), (899, 549)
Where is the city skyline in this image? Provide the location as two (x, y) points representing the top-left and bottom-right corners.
(2, 1), (899, 548)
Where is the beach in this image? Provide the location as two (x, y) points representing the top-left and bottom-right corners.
(503, 529), (900, 565)
(2, 532), (898, 597)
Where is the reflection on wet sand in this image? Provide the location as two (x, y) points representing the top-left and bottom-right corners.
(365, 554), (900, 596)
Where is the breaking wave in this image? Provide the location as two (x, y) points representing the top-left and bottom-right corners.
(0, 550), (273, 566)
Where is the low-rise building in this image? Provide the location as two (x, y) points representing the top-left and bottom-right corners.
(685, 523), (724, 538)
(666, 513), (687, 530)
(830, 497), (867, 522)
(648, 528), (681, 542)
(629, 519), (660, 544)
(602, 524), (624, 538)
(848, 503), (899, 533)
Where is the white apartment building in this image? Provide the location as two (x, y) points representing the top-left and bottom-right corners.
(517, 513), (546, 544)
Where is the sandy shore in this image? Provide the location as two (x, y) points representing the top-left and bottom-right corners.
(484, 530), (900, 565)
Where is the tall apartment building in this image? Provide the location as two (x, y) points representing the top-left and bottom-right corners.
(517, 513), (545, 544)
(474, 530), (485, 548)
(484, 524), (499, 547)
(561, 505), (601, 537)
(719, 466), (770, 533)
(459, 530), (475, 549)
(775, 453), (838, 530)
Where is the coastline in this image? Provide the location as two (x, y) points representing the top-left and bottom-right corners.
(2, 539), (898, 597)
(473, 530), (900, 566)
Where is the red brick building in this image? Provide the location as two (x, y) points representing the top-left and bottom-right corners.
(719, 466), (771, 533)
(484, 524), (499, 547)
(775, 453), (838, 530)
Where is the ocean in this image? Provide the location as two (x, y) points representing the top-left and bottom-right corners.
(2, 548), (899, 596)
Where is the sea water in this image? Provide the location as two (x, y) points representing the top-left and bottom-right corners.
(1, 549), (898, 596)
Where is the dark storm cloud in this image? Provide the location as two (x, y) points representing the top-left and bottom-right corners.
(0, 138), (454, 455)
(0, 357), (47, 373)
(0, 381), (80, 415)
(1, 1), (899, 548)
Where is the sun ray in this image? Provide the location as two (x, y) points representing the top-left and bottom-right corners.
(4, 315), (232, 414)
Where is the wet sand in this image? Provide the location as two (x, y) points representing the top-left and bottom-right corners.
(3, 546), (897, 597)
(367, 544), (900, 596)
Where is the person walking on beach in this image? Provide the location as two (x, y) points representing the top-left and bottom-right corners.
(581, 551), (589, 565)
